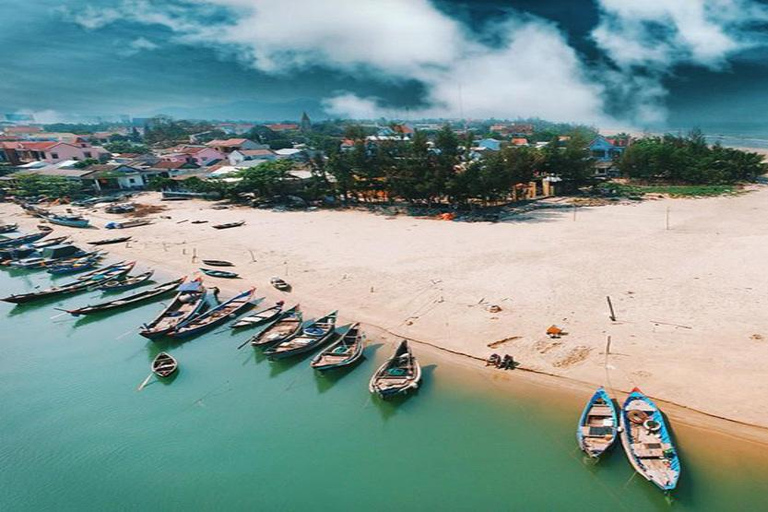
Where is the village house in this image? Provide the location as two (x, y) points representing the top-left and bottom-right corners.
(206, 138), (266, 154)
(161, 145), (225, 167)
(0, 141), (109, 165)
(476, 138), (502, 151)
(228, 149), (277, 166)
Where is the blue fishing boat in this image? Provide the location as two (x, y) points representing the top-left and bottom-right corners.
(577, 387), (618, 459)
(619, 388), (681, 492)
(169, 288), (255, 339)
(47, 214), (90, 228)
(310, 322), (365, 371)
(0, 231), (49, 248)
(368, 340), (421, 398)
(264, 311), (338, 360)
(47, 256), (101, 275)
(139, 279), (209, 339)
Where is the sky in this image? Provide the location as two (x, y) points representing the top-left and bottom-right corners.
(2, 0), (768, 134)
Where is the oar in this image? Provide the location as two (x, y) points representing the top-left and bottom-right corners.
(237, 336), (254, 350)
(137, 373), (153, 391)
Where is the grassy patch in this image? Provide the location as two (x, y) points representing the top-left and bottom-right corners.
(598, 183), (737, 198)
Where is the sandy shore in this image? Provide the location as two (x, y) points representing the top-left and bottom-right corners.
(3, 187), (768, 434)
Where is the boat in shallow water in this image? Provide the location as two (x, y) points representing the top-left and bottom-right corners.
(264, 311), (338, 359)
(0, 231), (49, 248)
(619, 388), (681, 493)
(1, 262), (135, 304)
(139, 279), (210, 339)
(577, 387), (618, 459)
(0, 223), (18, 233)
(169, 288), (255, 339)
(63, 278), (183, 316)
(310, 322), (364, 371)
(369, 340), (421, 398)
(152, 352), (178, 377)
(96, 271), (154, 292)
(249, 305), (302, 347)
(231, 301), (282, 329)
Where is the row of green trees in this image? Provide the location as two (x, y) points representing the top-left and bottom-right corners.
(619, 131), (765, 184)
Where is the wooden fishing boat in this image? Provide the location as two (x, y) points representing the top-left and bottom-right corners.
(368, 340), (421, 398)
(270, 276), (290, 290)
(0, 223), (18, 233)
(200, 267), (239, 279)
(105, 203), (135, 214)
(201, 259), (234, 267)
(139, 279), (209, 339)
(96, 270), (154, 291)
(47, 214), (90, 228)
(46, 256), (102, 275)
(105, 219), (152, 229)
(619, 388), (681, 492)
(0, 231), (49, 248)
(152, 352), (178, 377)
(1, 262), (134, 304)
(169, 288), (256, 339)
(577, 387), (618, 459)
(88, 236), (131, 246)
(8, 249), (95, 270)
(231, 301), (284, 329)
(249, 305), (302, 347)
(311, 322), (365, 371)
(62, 278), (183, 316)
(75, 260), (127, 281)
(190, 220), (208, 224)
(212, 221), (244, 230)
(264, 311), (338, 360)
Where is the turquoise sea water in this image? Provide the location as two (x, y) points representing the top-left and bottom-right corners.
(1, 268), (767, 511)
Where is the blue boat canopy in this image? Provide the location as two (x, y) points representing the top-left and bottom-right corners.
(178, 281), (202, 292)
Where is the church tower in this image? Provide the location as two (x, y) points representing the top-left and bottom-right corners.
(300, 111), (312, 132)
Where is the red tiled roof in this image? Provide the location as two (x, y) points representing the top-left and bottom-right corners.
(207, 138), (249, 147)
(239, 149), (274, 156)
(19, 141), (59, 150)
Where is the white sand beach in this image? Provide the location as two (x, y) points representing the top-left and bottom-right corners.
(4, 187), (768, 431)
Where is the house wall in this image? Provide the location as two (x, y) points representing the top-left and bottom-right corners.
(42, 144), (108, 164)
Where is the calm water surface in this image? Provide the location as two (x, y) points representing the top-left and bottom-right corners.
(1, 268), (767, 511)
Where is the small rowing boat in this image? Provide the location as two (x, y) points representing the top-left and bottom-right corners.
(311, 322), (365, 371)
(368, 340), (421, 398)
(270, 276), (290, 290)
(619, 388), (681, 493)
(200, 267), (239, 279)
(62, 278), (183, 316)
(139, 279), (208, 339)
(577, 387), (618, 459)
(169, 288), (256, 339)
(231, 301), (283, 329)
(0, 223), (18, 233)
(96, 270), (154, 292)
(88, 236), (131, 246)
(264, 311), (338, 360)
(152, 352), (178, 377)
(201, 259), (233, 267)
(249, 305), (302, 347)
(212, 221), (244, 230)
(105, 219), (152, 229)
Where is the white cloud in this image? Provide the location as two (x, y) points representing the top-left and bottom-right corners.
(593, 0), (768, 70)
(65, 5), (122, 30)
(119, 37), (160, 56)
(63, 0), (768, 126)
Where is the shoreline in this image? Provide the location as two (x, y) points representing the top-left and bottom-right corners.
(3, 189), (768, 444)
